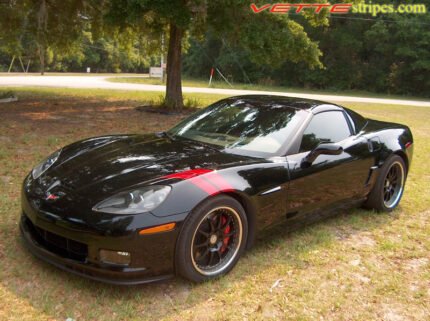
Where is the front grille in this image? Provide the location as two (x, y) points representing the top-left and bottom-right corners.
(23, 215), (88, 262)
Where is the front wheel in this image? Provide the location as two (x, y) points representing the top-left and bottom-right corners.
(176, 195), (248, 282)
(364, 155), (407, 212)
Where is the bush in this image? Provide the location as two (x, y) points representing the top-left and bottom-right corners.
(0, 91), (15, 99)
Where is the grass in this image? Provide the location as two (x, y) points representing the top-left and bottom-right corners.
(107, 76), (430, 102)
(0, 87), (429, 321)
(0, 90), (16, 99)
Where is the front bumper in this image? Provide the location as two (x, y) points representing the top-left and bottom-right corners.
(20, 187), (188, 285)
(20, 215), (174, 285)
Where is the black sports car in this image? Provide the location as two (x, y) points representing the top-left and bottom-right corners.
(20, 95), (413, 284)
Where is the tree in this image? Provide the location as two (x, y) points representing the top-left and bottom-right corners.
(364, 14), (430, 95)
(0, 0), (89, 74)
(0, 1), (28, 60)
(105, 0), (193, 109)
(105, 0), (328, 110)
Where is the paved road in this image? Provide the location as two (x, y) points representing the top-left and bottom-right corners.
(1, 74), (429, 107)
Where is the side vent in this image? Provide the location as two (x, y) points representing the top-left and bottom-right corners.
(367, 136), (381, 152)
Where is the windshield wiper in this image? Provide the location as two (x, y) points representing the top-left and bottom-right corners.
(176, 136), (222, 153)
(157, 131), (176, 141)
(194, 140), (222, 153)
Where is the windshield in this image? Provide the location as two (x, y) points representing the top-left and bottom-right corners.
(168, 98), (307, 157)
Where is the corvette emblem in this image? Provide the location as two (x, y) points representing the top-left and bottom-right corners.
(46, 193), (61, 201)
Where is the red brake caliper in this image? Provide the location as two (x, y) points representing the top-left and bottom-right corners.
(220, 216), (231, 254)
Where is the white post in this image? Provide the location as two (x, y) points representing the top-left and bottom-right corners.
(8, 56), (15, 73)
(216, 68), (233, 87)
(208, 68), (214, 87)
(18, 56), (26, 72)
(26, 59), (31, 73)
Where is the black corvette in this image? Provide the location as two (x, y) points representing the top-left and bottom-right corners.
(20, 95), (413, 284)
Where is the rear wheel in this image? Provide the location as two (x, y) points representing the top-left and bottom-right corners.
(176, 195), (248, 282)
(364, 155), (407, 212)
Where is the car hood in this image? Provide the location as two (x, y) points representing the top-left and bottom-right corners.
(39, 134), (259, 198)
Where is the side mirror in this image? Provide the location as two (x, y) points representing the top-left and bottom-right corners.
(302, 143), (343, 166)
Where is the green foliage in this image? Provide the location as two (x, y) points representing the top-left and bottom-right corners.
(106, 0), (193, 28)
(183, 10), (430, 97)
(0, 0), (88, 73)
(206, 1), (326, 69)
(104, 0), (325, 71)
(294, 13), (430, 96)
(102, 0), (329, 109)
(0, 91), (15, 99)
(184, 97), (201, 109)
(142, 94), (201, 110)
(1, 1), (428, 97)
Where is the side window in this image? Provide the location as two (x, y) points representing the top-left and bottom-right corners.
(299, 111), (351, 152)
(344, 108), (368, 133)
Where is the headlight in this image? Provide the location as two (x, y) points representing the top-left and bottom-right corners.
(32, 149), (62, 179)
(93, 185), (171, 214)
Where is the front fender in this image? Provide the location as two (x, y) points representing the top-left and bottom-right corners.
(150, 163), (289, 219)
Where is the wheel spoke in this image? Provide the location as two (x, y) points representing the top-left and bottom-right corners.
(198, 229), (209, 237)
(196, 248), (210, 263)
(195, 241), (208, 248)
(207, 217), (215, 233)
(208, 251), (215, 266)
(385, 191), (391, 201)
(215, 250), (222, 263)
(217, 213), (223, 230)
(224, 231), (235, 237)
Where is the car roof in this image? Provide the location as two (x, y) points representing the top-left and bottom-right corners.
(225, 95), (343, 113)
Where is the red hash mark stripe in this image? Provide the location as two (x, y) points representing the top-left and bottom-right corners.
(162, 169), (234, 195)
(203, 172), (234, 192)
(162, 168), (213, 180)
(189, 175), (219, 195)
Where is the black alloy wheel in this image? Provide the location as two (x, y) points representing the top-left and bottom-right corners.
(383, 161), (405, 209)
(364, 155), (407, 212)
(176, 195), (248, 282)
(191, 206), (242, 276)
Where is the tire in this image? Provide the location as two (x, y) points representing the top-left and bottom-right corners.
(175, 195), (248, 283)
(364, 155), (407, 212)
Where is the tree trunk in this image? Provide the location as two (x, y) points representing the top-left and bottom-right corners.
(165, 23), (184, 110)
(37, 0), (47, 75)
(38, 44), (45, 75)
